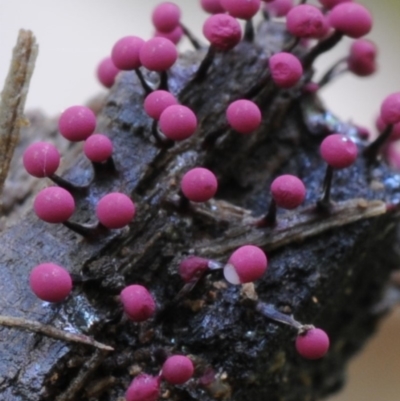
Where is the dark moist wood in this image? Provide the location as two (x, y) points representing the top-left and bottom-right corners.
(0, 21), (399, 401)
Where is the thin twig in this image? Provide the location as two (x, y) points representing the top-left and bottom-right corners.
(0, 315), (114, 351)
(55, 350), (106, 401)
(0, 30), (38, 202)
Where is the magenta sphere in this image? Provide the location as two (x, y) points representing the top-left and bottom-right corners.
(159, 105), (198, 141)
(380, 92), (400, 126)
(318, 0), (352, 9)
(264, 0), (293, 17)
(58, 105), (96, 142)
(348, 39), (377, 77)
(320, 134), (358, 169)
(155, 25), (184, 45)
(181, 167), (218, 202)
(139, 37), (178, 72)
(23, 142), (60, 178)
(111, 36), (144, 70)
(203, 14), (242, 51)
(34, 187), (75, 223)
(144, 90), (178, 120)
(96, 192), (136, 229)
(220, 0), (261, 20)
(224, 245), (267, 284)
(296, 328), (330, 359)
(126, 375), (160, 401)
(271, 174), (306, 209)
(162, 355), (194, 385)
(226, 99), (262, 134)
(120, 285), (156, 322)
(269, 52), (303, 89)
(83, 134), (113, 163)
(179, 256), (210, 283)
(30, 263), (72, 303)
(96, 57), (119, 88)
(286, 5), (327, 39)
(152, 2), (181, 33)
(329, 3), (372, 38)
(201, 0), (225, 14)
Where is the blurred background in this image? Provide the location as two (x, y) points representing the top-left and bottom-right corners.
(0, 1), (399, 399)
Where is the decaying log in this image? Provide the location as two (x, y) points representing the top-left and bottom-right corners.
(0, 20), (399, 401)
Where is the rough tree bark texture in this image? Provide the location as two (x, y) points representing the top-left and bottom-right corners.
(0, 20), (399, 401)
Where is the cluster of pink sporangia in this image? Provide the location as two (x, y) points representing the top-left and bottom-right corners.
(179, 245), (329, 362)
(23, 105), (136, 236)
(28, 263), (194, 401)
(24, 0), (400, 399)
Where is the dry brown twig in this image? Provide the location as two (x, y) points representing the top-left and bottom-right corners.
(0, 29), (38, 202)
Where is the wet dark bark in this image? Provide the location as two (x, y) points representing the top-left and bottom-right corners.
(0, 21), (399, 401)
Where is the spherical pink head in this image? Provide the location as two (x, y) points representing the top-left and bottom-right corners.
(224, 245), (267, 284)
(162, 355), (194, 385)
(296, 328), (330, 359)
(226, 99), (262, 134)
(201, 0), (225, 14)
(120, 285), (156, 322)
(34, 187), (75, 223)
(348, 39), (377, 77)
(264, 0), (293, 17)
(286, 5), (327, 39)
(320, 134), (358, 169)
(155, 25), (184, 45)
(83, 134), (113, 163)
(23, 142), (60, 178)
(152, 2), (181, 33)
(111, 36), (144, 70)
(139, 37), (178, 72)
(58, 106), (96, 142)
(269, 52), (303, 89)
(179, 256), (210, 283)
(159, 105), (197, 141)
(96, 57), (119, 88)
(96, 192), (135, 229)
(181, 167), (218, 202)
(30, 263), (72, 302)
(203, 14), (242, 51)
(144, 90), (178, 120)
(220, 0), (261, 20)
(270, 174), (306, 209)
(329, 3), (372, 38)
(126, 374), (160, 401)
(318, 0), (352, 10)
(381, 92), (400, 126)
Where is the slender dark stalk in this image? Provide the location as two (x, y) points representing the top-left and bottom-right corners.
(92, 157), (117, 177)
(49, 174), (89, 193)
(151, 120), (174, 148)
(283, 37), (300, 53)
(63, 221), (108, 238)
(159, 71), (169, 91)
(193, 46), (216, 82)
(318, 57), (347, 88)
(180, 23), (202, 50)
(302, 31), (343, 70)
(244, 19), (255, 42)
(135, 68), (153, 94)
(255, 199), (277, 227)
(363, 125), (393, 164)
(317, 165), (334, 212)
